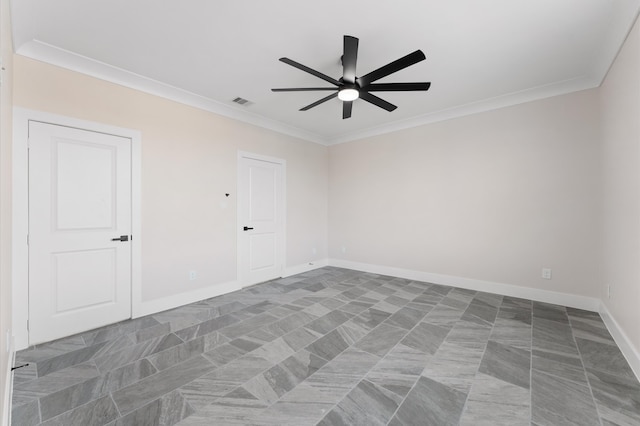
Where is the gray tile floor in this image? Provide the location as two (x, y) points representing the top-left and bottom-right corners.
(10, 267), (640, 425)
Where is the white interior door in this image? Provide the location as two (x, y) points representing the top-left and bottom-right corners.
(238, 153), (285, 287)
(28, 121), (132, 344)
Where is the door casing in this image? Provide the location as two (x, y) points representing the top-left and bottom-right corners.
(12, 108), (142, 350)
(237, 151), (286, 287)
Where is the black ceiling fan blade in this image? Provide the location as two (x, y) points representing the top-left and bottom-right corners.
(359, 91), (397, 112)
(279, 57), (341, 86)
(365, 82), (431, 92)
(357, 50), (426, 87)
(343, 101), (353, 119)
(272, 87), (337, 92)
(342, 35), (359, 84)
(300, 92), (338, 111)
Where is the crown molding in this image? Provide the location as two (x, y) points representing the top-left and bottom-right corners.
(16, 40), (330, 145)
(327, 75), (600, 145)
(14, 0), (637, 149)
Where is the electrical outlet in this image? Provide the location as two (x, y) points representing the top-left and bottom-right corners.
(341, 247), (347, 254)
(607, 284), (611, 299)
(189, 270), (197, 281)
(312, 247), (317, 256)
(542, 268), (552, 280)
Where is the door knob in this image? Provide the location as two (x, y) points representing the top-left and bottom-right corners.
(243, 226), (254, 231)
(111, 235), (129, 242)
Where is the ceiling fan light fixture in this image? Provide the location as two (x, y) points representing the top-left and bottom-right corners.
(338, 88), (359, 101)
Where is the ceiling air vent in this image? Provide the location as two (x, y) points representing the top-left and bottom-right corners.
(232, 97), (252, 106)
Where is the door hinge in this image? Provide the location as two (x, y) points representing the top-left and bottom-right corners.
(26, 234), (29, 245)
(26, 320), (29, 331)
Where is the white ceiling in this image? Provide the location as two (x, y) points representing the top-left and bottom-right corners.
(11, 0), (640, 145)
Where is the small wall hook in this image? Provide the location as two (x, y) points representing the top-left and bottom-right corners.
(225, 193), (230, 197)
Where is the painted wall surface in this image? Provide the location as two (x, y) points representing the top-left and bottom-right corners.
(0, 0), (13, 421)
(13, 56), (328, 302)
(329, 89), (602, 298)
(600, 17), (640, 355)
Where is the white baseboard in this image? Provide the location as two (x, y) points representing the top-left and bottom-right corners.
(284, 259), (329, 277)
(132, 260), (331, 318)
(599, 302), (640, 381)
(328, 259), (601, 312)
(329, 260), (640, 381)
(132, 280), (241, 318)
(3, 335), (15, 426)
(133, 260), (333, 318)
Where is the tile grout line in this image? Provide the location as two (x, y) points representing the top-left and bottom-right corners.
(33, 391), (117, 425)
(529, 299), (534, 426)
(249, 275), (428, 424)
(72, 309), (245, 423)
(108, 391), (123, 420)
(36, 398), (42, 425)
(253, 276), (392, 423)
(381, 288), (463, 425)
(527, 311), (542, 426)
(173, 281), (357, 423)
(94, 300), (280, 389)
(303, 276), (421, 424)
(452, 293), (503, 425)
(112, 353), (217, 421)
(530, 304), (605, 426)
(568, 312), (605, 426)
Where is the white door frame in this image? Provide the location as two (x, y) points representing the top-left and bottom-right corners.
(12, 108), (142, 350)
(237, 151), (286, 287)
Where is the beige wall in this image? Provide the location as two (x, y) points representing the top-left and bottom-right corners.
(329, 89), (602, 298)
(13, 56), (328, 302)
(0, 0), (12, 420)
(600, 17), (640, 354)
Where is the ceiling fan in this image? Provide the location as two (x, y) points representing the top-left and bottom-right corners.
(272, 35), (431, 119)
